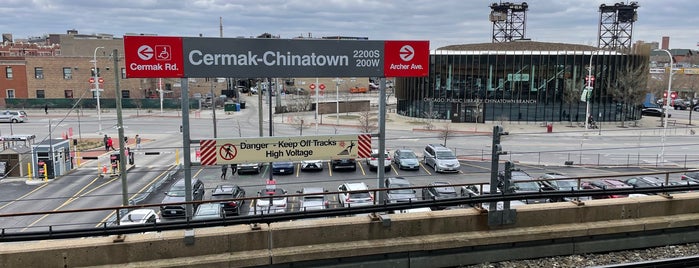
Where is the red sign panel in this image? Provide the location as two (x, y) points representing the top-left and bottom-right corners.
(383, 41), (430, 77)
(123, 36), (185, 78)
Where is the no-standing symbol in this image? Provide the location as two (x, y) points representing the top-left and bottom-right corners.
(219, 143), (238, 160)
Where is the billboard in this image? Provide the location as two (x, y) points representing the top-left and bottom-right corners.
(124, 36), (428, 78)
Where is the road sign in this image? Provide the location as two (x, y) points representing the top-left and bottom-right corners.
(309, 83), (316, 90)
(89, 77), (95, 83)
(319, 84), (326, 90)
(585, 75), (595, 81)
(98, 77), (104, 84)
(124, 36), (429, 78)
(198, 134), (371, 165)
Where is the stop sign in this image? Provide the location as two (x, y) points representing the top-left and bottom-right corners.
(309, 83), (316, 90)
(89, 77), (95, 83)
(98, 77), (104, 84)
(319, 84), (326, 90)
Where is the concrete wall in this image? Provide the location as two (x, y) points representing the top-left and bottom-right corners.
(3, 194), (699, 267)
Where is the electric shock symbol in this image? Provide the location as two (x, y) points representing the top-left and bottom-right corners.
(219, 143), (237, 160)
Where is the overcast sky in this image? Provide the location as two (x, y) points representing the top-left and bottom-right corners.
(2, 0), (696, 50)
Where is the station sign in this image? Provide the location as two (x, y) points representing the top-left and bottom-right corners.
(199, 134), (372, 165)
(124, 36), (428, 78)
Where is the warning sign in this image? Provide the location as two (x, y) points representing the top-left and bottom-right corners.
(199, 134), (370, 165)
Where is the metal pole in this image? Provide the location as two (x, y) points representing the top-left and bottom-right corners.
(112, 49), (128, 207)
(210, 80), (217, 138)
(585, 51), (597, 130)
(336, 78), (340, 125)
(268, 78), (273, 182)
(181, 78), (193, 218)
(657, 49), (673, 165)
(315, 77), (319, 134)
(377, 78), (387, 204)
(92, 47), (104, 134)
(257, 80), (263, 137)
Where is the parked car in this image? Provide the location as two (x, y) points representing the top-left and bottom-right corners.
(671, 99), (687, 110)
(641, 107), (671, 118)
(538, 173), (587, 202)
(254, 188), (288, 214)
(160, 178), (205, 218)
(0, 110), (28, 123)
(384, 177), (417, 203)
(192, 203), (224, 221)
(422, 182), (459, 200)
(393, 149), (420, 170)
(119, 209), (160, 226)
(423, 144), (460, 173)
(211, 184), (246, 216)
(331, 158), (356, 171)
(238, 162), (262, 174)
(680, 172), (699, 183)
(272, 161), (295, 175)
(498, 169), (546, 204)
(582, 179), (633, 199)
(298, 187), (329, 211)
(300, 160), (323, 171)
(338, 182), (373, 207)
(366, 149), (391, 172)
(624, 176), (665, 188)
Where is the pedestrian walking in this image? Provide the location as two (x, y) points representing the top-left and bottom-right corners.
(135, 134), (142, 150)
(44, 103), (48, 115)
(221, 164), (228, 180)
(103, 134), (109, 151)
(107, 136), (115, 150)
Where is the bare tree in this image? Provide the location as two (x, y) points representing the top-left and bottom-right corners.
(357, 110), (377, 133)
(563, 77), (584, 126)
(422, 111), (439, 130)
(439, 124), (456, 146)
(609, 62), (649, 127)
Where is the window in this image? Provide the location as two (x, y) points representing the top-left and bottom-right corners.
(5, 67), (12, 79)
(36, 90), (45, 99)
(35, 67), (44, 79)
(121, 90), (130, 99)
(63, 67), (72, 79)
(64, 90), (74, 99)
(6, 89), (15, 98)
(121, 68), (126, 79)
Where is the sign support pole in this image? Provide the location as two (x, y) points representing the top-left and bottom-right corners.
(181, 78), (194, 218)
(376, 77), (387, 204)
(315, 77), (319, 134)
(113, 50), (129, 207)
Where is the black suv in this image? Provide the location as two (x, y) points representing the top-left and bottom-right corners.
(331, 158), (356, 171)
(160, 178), (205, 218)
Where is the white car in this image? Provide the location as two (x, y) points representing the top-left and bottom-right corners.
(253, 188), (288, 214)
(301, 160), (323, 171)
(0, 110), (28, 123)
(338, 182), (373, 207)
(119, 209), (160, 226)
(299, 187), (328, 211)
(366, 149), (391, 172)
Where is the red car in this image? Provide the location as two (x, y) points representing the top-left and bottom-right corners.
(581, 179), (632, 199)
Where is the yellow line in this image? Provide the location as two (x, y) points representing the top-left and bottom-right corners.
(95, 165), (178, 227)
(22, 175), (103, 232)
(296, 163), (300, 177)
(328, 164), (333, 176)
(0, 183), (48, 210)
(420, 162), (432, 175)
(358, 161), (366, 176)
(459, 161), (490, 171)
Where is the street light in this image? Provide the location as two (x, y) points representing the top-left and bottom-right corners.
(655, 49), (673, 165)
(585, 50), (603, 130)
(91, 47), (105, 134)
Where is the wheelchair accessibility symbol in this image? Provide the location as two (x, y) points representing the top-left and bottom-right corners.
(219, 143), (237, 160)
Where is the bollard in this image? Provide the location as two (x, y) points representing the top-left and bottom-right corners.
(43, 163), (48, 181)
(27, 162), (32, 180)
(176, 149), (180, 165)
(76, 151), (81, 167)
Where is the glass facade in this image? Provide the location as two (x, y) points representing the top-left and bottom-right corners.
(396, 45), (650, 123)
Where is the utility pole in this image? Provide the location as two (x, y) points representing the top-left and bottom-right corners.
(112, 49), (128, 207)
